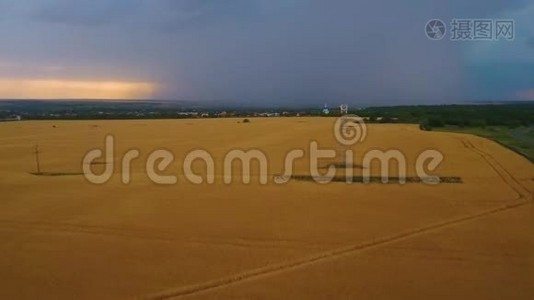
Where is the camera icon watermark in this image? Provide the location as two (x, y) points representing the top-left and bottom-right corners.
(425, 19), (446, 40)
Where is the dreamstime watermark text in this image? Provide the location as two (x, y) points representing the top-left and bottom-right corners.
(82, 115), (445, 185)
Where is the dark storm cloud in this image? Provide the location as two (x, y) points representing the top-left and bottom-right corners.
(0, 0), (532, 104)
(32, 0), (141, 26)
(31, 0), (264, 30)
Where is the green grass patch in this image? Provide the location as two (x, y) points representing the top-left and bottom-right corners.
(436, 126), (534, 163)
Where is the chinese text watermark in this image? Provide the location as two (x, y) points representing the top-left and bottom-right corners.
(426, 18), (514, 41)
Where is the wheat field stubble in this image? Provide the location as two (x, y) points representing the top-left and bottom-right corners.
(0, 118), (532, 299)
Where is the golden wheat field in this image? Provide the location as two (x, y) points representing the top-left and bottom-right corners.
(0, 118), (533, 299)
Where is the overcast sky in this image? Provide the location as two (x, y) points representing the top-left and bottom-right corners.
(0, 0), (532, 105)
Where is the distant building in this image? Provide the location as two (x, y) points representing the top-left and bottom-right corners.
(176, 112), (199, 117)
(340, 104), (348, 115)
(0, 115), (22, 122)
(322, 103), (330, 115)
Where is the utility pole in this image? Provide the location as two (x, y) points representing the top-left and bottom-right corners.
(34, 145), (41, 174)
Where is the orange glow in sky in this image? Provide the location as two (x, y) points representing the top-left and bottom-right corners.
(0, 78), (156, 100)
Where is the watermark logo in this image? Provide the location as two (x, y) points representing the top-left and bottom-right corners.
(334, 115), (367, 146)
(425, 19), (446, 40)
(426, 18), (515, 41)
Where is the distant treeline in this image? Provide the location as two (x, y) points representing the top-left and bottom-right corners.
(357, 104), (534, 130)
(0, 100), (298, 120)
(1, 101), (533, 128)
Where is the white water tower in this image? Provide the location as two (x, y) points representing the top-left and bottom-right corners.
(340, 104), (348, 115)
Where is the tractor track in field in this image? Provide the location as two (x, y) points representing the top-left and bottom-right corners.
(461, 139), (530, 199)
(0, 219), (178, 242)
(0, 219), (330, 251)
(144, 137), (533, 300)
